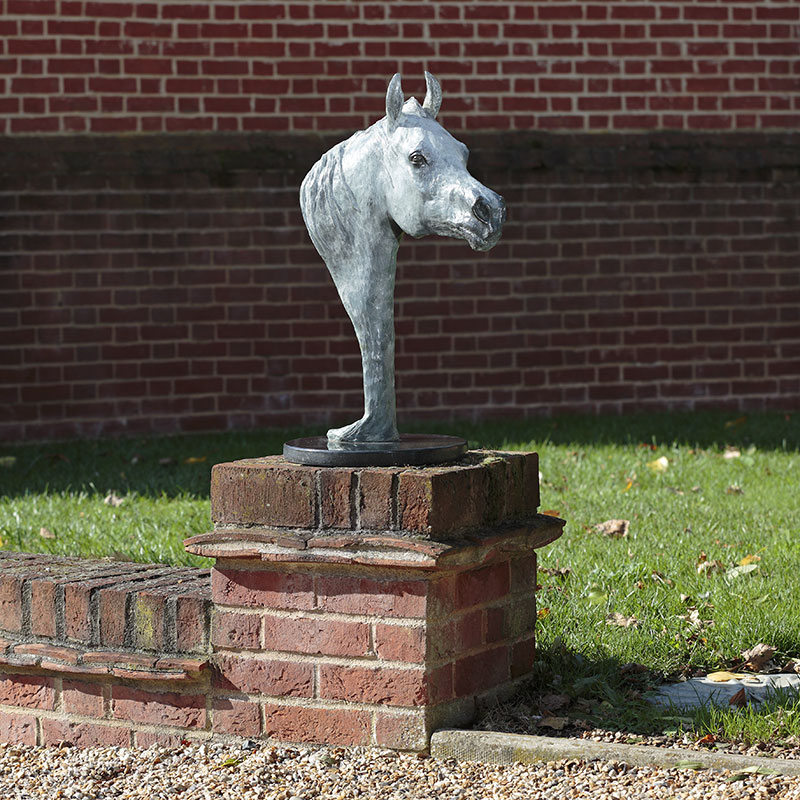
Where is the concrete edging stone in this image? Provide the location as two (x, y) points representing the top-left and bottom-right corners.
(430, 730), (800, 777)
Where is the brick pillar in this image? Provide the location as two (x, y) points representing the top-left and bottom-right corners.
(185, 450), (563, 751)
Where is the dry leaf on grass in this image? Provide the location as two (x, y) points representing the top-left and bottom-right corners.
(537, 607), (550, 621)
(39, 527), (55, 540)
(729, 687), (748, 707)
(537, 716), (570, 731)
(104, 492), (125, 507)
(707, 671), (744, 683)
(594, 519), (629, 538)
(723, 447), (742, 459)
(726, 484), (744, 495)
(183, 456), (207, 464)
(606, 612), (640, 628)
(647, 456), (669, 472)
(539, 566), (571, 579)
(741, 643), (776, 672)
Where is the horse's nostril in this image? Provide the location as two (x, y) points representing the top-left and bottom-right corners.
(472, 197), (492, 224)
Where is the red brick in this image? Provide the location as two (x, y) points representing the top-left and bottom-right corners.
(212, 697), (261, 737)
(263, 615), (370, 657)
(0, 575), (23, 633)
(456, 562), (510, 609)
(30, 578), (57, 638)
(133, 591), (167, 651)
(134, 730), (191, 748)
(175, 592), (210, 653)
(374, 709), (428, 750)
(315, 575), (428, 618)
(0, 675), (55, 710)
(212, 610), (261, 649)
(358, 469), (394, 530)
(319, 468), (353, 529)
(262, 703), (370, 746)
(374, 623), (426, 663)
(63, 680), (105, 718)
(215, 654), (313, 697)
(319, 664), (427, 706)
(454, 646), (510, 697)
(211, 459), (316, 528)
(0, 710), (37, 745)
(112, 687), (206, 729)
(212, 567), (314, 610)
(41, 718), (130, 747)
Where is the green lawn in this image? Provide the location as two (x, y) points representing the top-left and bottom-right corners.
(1, 411), (798, 744)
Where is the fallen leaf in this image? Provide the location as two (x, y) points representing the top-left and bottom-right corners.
(697, 559), (725, 576)
(39, 527), (55, 540)
(738, 553), (761, 566)
(621, 476), (636, 493)
(537, 716), (569, 731)
(740, 643), (776, 672)
(606, 612), (640, 628)
(594, 519), (629, 538)
(707, 671), (744, 683)
(666, 486), (685, 495)
(541, 509), (561, 517)
(723, 446), (741, 459)
(647, 456), (669, 472)
(695, 733), (716, 745)
(725, 563), (758, 582)
(729, 687), (747, 707)
(587, 587), (608, 604)
(537, 607), (550, 620)
(675, 760), (707, 770)
(724, 416), (747, 429)
(130, 454), (142, 464)
(159, 457), (176, 466)
(619, 662), (648, 676)
(183, 456), (207, 464)
(0, 456), (16, 468)
(726, 484), (744, 495)
(104, 492), (125, 507)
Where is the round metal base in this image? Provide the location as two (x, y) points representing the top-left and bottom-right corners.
(283, 433), (468, 467)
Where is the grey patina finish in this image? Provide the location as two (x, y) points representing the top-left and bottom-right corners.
(300, 72), (506, 444)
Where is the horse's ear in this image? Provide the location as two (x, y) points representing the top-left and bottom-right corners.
(386, 73), (404, 129)
(422, 71), (442, 119)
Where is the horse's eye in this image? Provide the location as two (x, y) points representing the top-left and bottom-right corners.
(409, 151), (427, 167)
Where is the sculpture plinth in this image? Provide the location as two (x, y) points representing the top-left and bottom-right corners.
(184, 451), (563, 750)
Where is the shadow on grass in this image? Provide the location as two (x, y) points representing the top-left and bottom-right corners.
(473, 640), (674, 739)
(0, 411), (796, 500)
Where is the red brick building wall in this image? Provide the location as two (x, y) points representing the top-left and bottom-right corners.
(2, 1), (799, 441)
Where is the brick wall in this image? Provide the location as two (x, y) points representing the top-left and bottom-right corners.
(2, 1), (800, 441)
(2, 0), (799, 135)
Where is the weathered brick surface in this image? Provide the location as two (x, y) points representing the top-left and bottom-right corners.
(374, 709), (428, 751)
(262, 615), (370, 658)
(62, 679), (105, 718)
(215, 654), (313, 698)
(211, 460), (316, 528)
(0, 710), (37, 745)
(212, 568), (314, 611)
(112, 686), (206, 729)
(212, 697), (262, 737)
(456, 562), (511, 610)
(41, 718), (130, 747)
(261, 704), (371, 747)
(319, 469), (354, 529)
(358, 470), (394, 530)
(315, 576), (428, 619)
(319, 664), (428, 707)
(212, 610), (261, 650)
(453, 646), (511, 698)
(373, 623), (426, 664)
(0, 675), (55, 710)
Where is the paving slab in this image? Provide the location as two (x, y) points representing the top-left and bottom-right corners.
(430, 729), (800, 776)
(647, 673), (800, 710)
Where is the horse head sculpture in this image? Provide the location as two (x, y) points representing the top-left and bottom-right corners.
(300, 72), (506, 444)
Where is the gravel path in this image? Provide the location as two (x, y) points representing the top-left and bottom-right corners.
(2, 741), (800, 800)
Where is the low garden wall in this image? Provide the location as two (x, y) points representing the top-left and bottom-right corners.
(0, 451), (563, 751)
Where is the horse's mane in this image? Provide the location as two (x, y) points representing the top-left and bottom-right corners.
(300, 130), (365, 262)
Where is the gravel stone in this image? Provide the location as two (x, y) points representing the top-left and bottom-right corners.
(1, 742), (800, 799)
